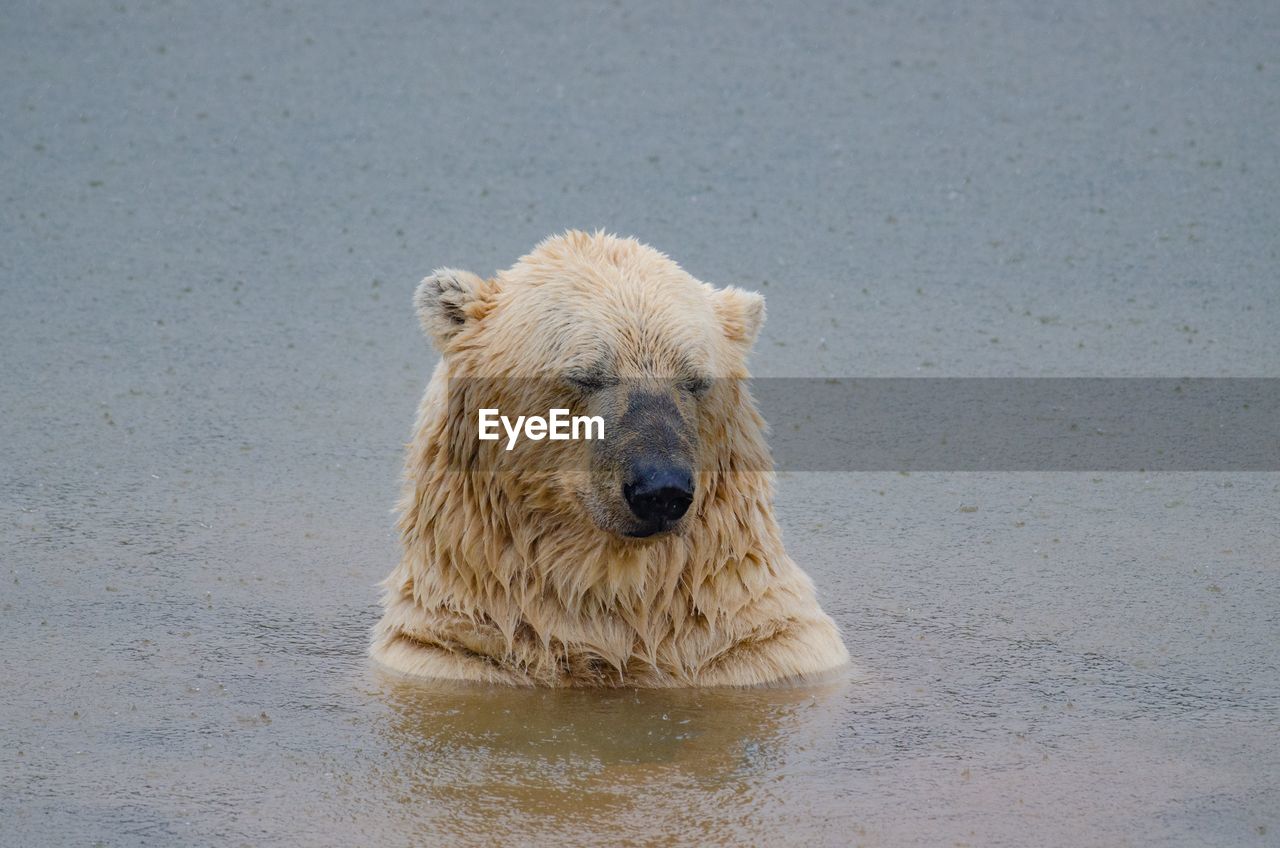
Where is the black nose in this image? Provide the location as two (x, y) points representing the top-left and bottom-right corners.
(623, 463), (694, 526)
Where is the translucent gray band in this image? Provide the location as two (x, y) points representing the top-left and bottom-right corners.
(443, 378), (1280, 471)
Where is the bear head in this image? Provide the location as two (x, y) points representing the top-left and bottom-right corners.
(413, 231), (767, 542)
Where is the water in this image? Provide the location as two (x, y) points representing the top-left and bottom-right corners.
(5, 471), (1276, 845)
(3, 0), (1278, 845)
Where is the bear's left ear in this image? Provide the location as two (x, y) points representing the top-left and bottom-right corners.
(711, 285), (766, 349)
(414, 268), (497, 351)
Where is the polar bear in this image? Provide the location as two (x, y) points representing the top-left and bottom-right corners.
(372, 231), (848, 687)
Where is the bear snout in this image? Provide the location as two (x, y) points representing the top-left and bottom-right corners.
(622, 461), (694, 536)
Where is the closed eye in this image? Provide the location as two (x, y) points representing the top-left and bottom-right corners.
(564, 369), (615, 394)
(681, 375), (713, 397)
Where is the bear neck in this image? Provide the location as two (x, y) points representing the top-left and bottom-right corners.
(397, 382), (785, 635)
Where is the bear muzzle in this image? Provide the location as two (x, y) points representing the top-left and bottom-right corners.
(622, 461), (694, 537)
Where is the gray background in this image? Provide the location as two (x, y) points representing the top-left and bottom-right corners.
(2, 1), (1277, 846)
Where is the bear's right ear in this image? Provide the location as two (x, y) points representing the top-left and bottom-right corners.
(414, 268), (495, 350)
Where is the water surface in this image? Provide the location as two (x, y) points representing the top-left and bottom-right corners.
(3, 0), (1278, 845)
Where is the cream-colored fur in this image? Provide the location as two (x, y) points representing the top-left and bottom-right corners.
(371, 231), (848, 687)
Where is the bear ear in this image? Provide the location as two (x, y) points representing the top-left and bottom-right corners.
(711, 285), (766, 349)
(414, 268), (495, 350)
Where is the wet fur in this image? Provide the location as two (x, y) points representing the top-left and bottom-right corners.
(371, 231), (849, 687)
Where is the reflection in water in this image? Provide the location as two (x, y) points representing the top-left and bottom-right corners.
(373, 671), (849, 844)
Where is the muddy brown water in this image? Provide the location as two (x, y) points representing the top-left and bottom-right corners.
(3, 1), (1278, 845)
(5, 472), (1277, 845)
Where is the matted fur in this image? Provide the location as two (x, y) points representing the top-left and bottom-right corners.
(371, 231), (849, 687)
